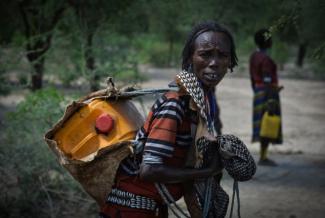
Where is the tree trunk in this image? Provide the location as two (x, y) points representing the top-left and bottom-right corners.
(27, 42), (49, 90)
(31, 58), (45, 91)
(19, 1), (66, 91)
(296, 42), (307, 67)
(26, 39), (49, 91)
(85, 33), (98, 91)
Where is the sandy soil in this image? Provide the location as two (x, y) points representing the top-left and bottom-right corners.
(140, 68), (325, 218)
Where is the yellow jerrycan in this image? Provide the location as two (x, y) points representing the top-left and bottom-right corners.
(54, 98), (144, 160)
(45, 83), (179, 206)
(260, 112), (281, 139)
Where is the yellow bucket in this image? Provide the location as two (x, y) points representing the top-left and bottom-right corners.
(54, 99), (144, 160)
(260, 112), (280, 139)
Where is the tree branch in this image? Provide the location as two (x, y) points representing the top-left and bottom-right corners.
(18, 0), (32, 51)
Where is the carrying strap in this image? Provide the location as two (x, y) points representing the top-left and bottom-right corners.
(202, 177), (213, 218)
(229, 180), (241, 218)
(84, 87), (180, 104)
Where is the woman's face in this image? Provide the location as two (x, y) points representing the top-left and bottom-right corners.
(191, 31), (231, 89)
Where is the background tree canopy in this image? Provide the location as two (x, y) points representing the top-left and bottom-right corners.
(0, 0), (324, 93)
(0, 0), (324, 217)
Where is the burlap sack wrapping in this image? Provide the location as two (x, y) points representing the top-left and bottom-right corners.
(44, 89), (140, 207)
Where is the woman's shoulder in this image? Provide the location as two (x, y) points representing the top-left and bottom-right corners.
(159, 79), (190, 101)
(151, 90), (189, 114)
(150, 79), (192, 114)
(251, 50), (275, 66)
(251, 50), (268, 60)
(164, 90), (184, 100)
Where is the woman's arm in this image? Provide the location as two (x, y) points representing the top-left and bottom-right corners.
(139, 158), (221, 183)
(139, 95), (222, 183)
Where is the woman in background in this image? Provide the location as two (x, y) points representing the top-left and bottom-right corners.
(249, 28), (283, 166)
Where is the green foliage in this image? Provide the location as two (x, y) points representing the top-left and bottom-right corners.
(0, 88), (96, 217)
(0, 44), (31, 95)
(132, 34), (182, 67)
(0, 74), (11, 95)
(271, 38), (290, 65)
(45, 5), (146, 89)
(148, 41), (175, 67)
(0, 50), (11, 95)
(0, 1), (20, 44)
(93, 32), (145, 85)
(236, 36), (255, 58)
(46, 11), (82, 87)
(107, 0), (149, 36)
(270, 0), (325, 61)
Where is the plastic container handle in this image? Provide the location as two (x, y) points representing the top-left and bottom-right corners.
(70, 132), (97, 155)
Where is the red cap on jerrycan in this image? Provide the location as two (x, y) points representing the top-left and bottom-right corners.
(95, 113), (114, 134)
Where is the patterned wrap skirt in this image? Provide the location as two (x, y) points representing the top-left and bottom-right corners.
(252, 87), (283, 144)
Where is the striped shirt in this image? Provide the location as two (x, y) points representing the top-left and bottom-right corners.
(114, 90), (197, 202)
(137, 91), (195, 166)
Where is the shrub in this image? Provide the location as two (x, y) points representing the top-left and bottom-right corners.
(132, 34), (181, 67)
(0, 88), (97, 218)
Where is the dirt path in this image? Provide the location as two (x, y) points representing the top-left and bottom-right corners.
(140, 68), (325, 218)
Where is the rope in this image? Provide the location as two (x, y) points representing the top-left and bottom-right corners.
(235, 181), (241, 218)
(155, 183), (190, 218)
(160, 184), (190, 217)
(83, 87), (180, 104)
(229, 180), (241, 218)
(202, 177), (213, 218)
(126, 87), (179, 94)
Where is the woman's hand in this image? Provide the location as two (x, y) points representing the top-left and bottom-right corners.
(277, 85), (284, 92)
(207, 155), (223, 176)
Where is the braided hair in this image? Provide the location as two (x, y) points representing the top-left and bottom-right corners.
(181, 21), (238, 72)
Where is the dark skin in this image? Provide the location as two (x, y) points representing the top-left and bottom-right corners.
(139, 31), (231, 183)
(192, 31), (231, 91)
